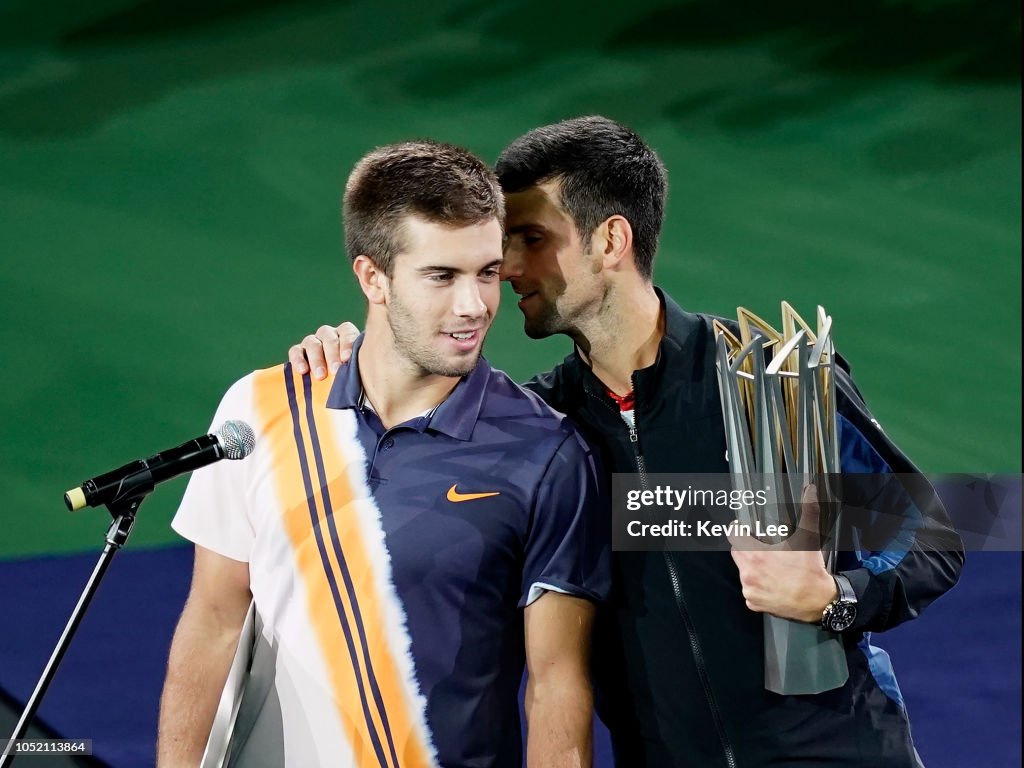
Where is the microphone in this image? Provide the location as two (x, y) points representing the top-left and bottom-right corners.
(64, 420), (256, 511)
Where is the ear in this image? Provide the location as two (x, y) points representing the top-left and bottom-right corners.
(352, 255), (388, 305)
(591, 215), (634, 272)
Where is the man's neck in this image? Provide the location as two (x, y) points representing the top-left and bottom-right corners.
(573, 281), (663, 397)
(357, 326), (461, 429)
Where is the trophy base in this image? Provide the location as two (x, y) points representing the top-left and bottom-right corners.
(763, 615), (849, 695)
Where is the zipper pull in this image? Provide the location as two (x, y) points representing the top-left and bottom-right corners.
(629, 426), (638, 443)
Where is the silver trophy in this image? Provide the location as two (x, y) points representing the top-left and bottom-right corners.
(714, 302), (847, 695)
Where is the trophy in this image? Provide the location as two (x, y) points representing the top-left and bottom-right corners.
(714, 302), (847, 695)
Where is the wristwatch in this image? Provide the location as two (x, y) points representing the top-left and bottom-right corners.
(821, 573), (858, 633)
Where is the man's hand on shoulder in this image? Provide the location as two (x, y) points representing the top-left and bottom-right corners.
(287, 322), (360, 379)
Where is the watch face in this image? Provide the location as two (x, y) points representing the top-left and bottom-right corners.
(828, 602), (857, 632)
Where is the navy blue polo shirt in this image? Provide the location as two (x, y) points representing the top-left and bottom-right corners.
(325, 335), (610, 767)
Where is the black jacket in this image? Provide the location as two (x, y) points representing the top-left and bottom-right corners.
(525, 290), (964, 767)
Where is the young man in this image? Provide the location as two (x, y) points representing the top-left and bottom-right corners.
(293, 117), (964, 766)
(160, 140), (610, 767)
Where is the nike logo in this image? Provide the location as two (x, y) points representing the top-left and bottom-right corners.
(446, 484), (500, 502)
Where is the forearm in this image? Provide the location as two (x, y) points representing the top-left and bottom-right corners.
(842, 475), (965, 632)
(525, 671), (593, 768)
(844, 546), (964, 632)
(834, 384), (966, 632)
(157, 600), (248, 766)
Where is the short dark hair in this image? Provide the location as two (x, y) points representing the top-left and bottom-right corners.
(495, 116), (667, 280)
(343, 140), (504, 275)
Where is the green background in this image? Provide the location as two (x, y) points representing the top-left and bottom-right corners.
(0, 0), (1019, 559)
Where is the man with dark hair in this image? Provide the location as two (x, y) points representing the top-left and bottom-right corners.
(292, 118), (963, 766)
(495, 115), (665, 282)
(160, 139), (609, 767)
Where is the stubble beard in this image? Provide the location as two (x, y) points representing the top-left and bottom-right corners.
(387, 285), (482, 378)
(522, 304), (562, 339)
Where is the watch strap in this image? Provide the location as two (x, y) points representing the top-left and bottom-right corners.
(833, 573), (857, 605)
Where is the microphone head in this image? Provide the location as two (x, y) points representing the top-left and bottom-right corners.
(215, 420), (256, 460)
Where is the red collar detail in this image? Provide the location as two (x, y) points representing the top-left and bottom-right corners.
(605, 387), (635, 412)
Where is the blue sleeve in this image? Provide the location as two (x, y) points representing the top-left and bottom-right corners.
(518, 429), (612, 608)
(836, 406), (964, 633)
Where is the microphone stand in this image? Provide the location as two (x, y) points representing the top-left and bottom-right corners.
(0, 471), (155, 767)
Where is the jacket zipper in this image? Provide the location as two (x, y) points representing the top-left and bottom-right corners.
(600, 382), (738, 768)
(661, 547), (737, 768)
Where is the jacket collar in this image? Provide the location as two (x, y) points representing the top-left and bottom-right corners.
(570, 286), (706, 397)
(657, 286), (706, 354)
